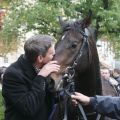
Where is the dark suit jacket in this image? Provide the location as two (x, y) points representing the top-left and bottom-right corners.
(101, 78), (118, 96)
(2, 55), (54, 120)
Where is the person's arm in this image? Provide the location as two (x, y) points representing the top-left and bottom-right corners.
(71, 92), (120, 119)
(90, 95), (120, 119)
(2, 70), (47, 117)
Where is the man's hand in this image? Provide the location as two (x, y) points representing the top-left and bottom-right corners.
(71, 92), (90, 106)
(38, 61), (60, 77)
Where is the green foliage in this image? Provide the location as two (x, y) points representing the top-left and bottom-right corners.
(25, 2), (60, 35)
(0, 0), (120, 57)
(0, 0), (78, 48)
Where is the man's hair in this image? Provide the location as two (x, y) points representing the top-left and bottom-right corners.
(24, 34), (55, 64)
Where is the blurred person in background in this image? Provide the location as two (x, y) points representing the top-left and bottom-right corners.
(100, 67), (119, 119)
(100, 68), (118, 86)
(112, 68), (120, 84)
(100, 67), (119, 96)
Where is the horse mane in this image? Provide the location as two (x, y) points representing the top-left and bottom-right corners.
(61, 20), (83, 33)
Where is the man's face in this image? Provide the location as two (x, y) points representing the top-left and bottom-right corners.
(101, 69), (110, 80)
(113, 71), (119, 78)
(43, 44), (55, 64)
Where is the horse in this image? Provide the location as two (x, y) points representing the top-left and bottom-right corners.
(50, 11), (102, 120)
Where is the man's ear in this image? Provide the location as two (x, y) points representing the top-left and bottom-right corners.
(37, 55), (44, 63)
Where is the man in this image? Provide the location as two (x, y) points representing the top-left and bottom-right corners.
(2, 34), (60, 120)
(71, 92), (120, 119)
(113, 68), (120, 83)
(100, 68), (119, 96)
(100, 68), (118, 86)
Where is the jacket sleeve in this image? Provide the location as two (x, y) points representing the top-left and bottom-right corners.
(2, 70), (47, 117)
(90, 95), (120, 119)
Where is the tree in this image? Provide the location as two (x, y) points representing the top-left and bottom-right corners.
(0, 0), (120, 58)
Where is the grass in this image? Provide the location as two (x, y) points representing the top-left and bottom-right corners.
(0, 90), (4, 120)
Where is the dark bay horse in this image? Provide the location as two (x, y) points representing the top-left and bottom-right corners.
(51, 11), (102, 120)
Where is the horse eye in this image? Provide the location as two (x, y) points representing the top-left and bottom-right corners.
(71, 43), (77, 48)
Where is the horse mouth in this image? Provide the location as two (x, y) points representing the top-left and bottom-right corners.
(50, 66), (67, 91)
(50, 72), (60, 81)
(50, 66), (66, 80)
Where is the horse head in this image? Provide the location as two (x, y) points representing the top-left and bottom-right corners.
(50, 11), (102, 120)
(51, 10), (99, 92)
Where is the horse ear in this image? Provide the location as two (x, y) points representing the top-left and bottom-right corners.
(81, 10), (92, 29)
(58, 16), (66, 30)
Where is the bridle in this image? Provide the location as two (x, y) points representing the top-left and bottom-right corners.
(56, 27), (90, 91)
(55, 28), (101, 120)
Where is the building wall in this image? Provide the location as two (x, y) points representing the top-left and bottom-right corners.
(0, 46), (24, 67)
(0, 31), (35, 67)
(97, 39), (115, 69)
